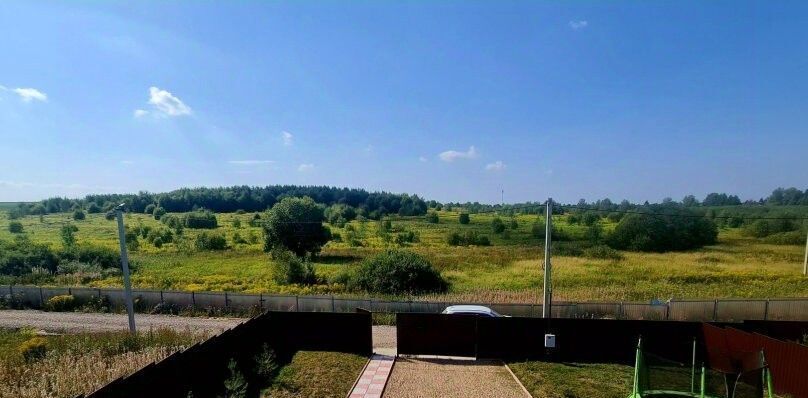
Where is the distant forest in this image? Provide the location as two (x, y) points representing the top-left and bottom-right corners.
(5, 185), (808, 220)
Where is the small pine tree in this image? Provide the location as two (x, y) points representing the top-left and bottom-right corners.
(223, 359), (248, 398)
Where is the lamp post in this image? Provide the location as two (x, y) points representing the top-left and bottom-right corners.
(114, 204), (136, 333)
(542, 198), (553, 318)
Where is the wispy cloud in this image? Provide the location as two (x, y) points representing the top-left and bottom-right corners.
(135, 86), (192, 118)
(120, 160), (135, 165)
(282, 131), (293, 146)
(298, 163), (314, 172)
(439, 146), (478, 162)
(569, 20), (588, 30)
(419, 156), (428, 163)
(1, 86), (48, 102)
(228, 160), (275, 165)
(485, 161), (507, 171)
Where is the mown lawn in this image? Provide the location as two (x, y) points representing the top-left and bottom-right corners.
(261, 350), (368, 398)
(1, 211), (806, 301)
(508, 361), (633, 398)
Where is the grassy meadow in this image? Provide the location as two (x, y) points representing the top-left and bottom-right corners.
(1, 209), (807, 302)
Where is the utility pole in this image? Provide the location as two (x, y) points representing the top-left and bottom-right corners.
(803, 226), (807, 277)
(542, 198), (553, 318)
(115, 204), (137, 333)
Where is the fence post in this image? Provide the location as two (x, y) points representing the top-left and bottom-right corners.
(259, 293), (264, 310)
(619, 301), (624, 319)
(712, 300), (719, 321)
(191, 291), (196, 308)
(665, 300), (671, 320)
(68, 287), (72, 295)
(295, 295), (299, 312)
(331, 295), (336, 312)
(224, 292), (229, 309)
(370, 299), (375, 313)
(160, 290), (164, 304)
(96, 288), (101, 298)
(763, 300), (769, 321)
(39, 286), (44, 307)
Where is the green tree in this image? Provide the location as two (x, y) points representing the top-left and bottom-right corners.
(144, 204), (156, 214)
(270, 248), (316, 285)
(262, 196), (331, 256)
(458, 213), (470, 225)
(607, 205), (717, 252)
(425, 211), (440, 224)
(60, 224), (78, 249)
(152, 206), (166, 220)
(86, 203), (101, 213)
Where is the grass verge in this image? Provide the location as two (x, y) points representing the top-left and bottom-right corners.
(261, 350), (368, 398)
(507, 360), (633, 398)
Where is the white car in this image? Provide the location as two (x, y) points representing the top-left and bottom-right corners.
(441, 305), (506, 317)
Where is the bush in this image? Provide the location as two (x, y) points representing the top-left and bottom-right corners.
(194, 232), (228, 251)
(72, 210), (86, 221)
(446, 231), (490, 246)
(105, 211), (116, 221)
(86, 203), (101, 213)
(582, 245), (624, 260)
(270, 249), (316, 285)
(58, 244), (120, 269)
(183, 210), (218, 229)
(144, 204), (156, 214)
(395, 230), (419, 245)
(44, 295), (77, 312)
(8, 221), (23, 234)
(762, 231), (805, 245)
(491, 217), (506, 234)
(607, 205), (718, 252)
(509, 219), (518, 229)
(353, 250), (448, 295)
(19, 337), (48, 362)
(459, 213), (470, 224)
(426, 211), (439, 224)
(263, 197), (331, 256)
(0, 239), (59, 275)
(581, 212), (600, 226)
(153, 206), (167, 220)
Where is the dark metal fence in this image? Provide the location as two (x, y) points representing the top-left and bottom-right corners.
(81, 311), (372, 398)
(5, 284), (808, 321)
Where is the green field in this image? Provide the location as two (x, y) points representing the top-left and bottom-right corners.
(1, 209), (806, 302)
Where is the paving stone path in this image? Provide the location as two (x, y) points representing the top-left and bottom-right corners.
(349, 354), (395, 398)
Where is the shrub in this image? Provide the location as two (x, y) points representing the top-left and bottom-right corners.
(8, 221), (23, 234)
(232, 218), (242, 228)
(426, 211), (439, 224)
(270, 249), (316, 285)
(446, 231), (490, 246)
(607, 205), (718, 252)
(607, 212), (623, 223)
(72, 210), (86, 221)
(19, 337), (48, 362)
(105, 211), (116, 221)
(125, 228), (140, 251)
(581, 212), (600, 226)
(458, 213), (470, 224)
(144, 204), (156, 214)
(582, 245), (624, 260)
(183, 210), (218, 229)
(194, 232), (228, 251)
(762, 231), (805, 245)
(491, 217), (506, 234)
(87, 202), (101, 213)
(354, 250), (448, 295)
(263, 197), (330, 256)
(153, 206), (167, 220)
(224, 359), (248, 398)
(509, 219), (518, 229)
(0, 239), (59, 275)
(60, 224), (78, 249)
(152, 236), (164, 248)
(254, 344), (278, 379)
(395, 230), (419, 245)
(58, 244), (120, 269)
(44, 295), (77, 312)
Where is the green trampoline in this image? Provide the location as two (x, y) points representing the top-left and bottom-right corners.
(627, 339), (774, 398)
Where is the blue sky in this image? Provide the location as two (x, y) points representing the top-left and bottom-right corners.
(1, 1), (806, 204)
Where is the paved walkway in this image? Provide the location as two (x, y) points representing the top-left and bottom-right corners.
(349, 354), (395, 398)
(382, 358), (529, 398)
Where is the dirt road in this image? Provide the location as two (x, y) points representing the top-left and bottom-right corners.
(0, 310), (397, 351)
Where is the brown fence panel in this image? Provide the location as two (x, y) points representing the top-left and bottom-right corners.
(751, 332), (808, 398)
(396, 313), (477, 357)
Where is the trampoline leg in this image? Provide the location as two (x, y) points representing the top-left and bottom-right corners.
(765, 369), (774, 398)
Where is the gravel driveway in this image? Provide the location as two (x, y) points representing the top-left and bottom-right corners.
(383, 358), (529, 398)
(0, 310), (397, 350)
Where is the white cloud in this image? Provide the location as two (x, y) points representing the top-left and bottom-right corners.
(485, 161), (507, 171)
(2, 87), (48, 102)
(298, 163), (314, 172)
(569, 20), (588, 30)
(228, 160), (275, 165)
(439, 146), (478, 162)
(419, 156), (428, 163)
(282, 131), (293, 146)
(136, 86), (191, 117)
(120, 160), (135, 165)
